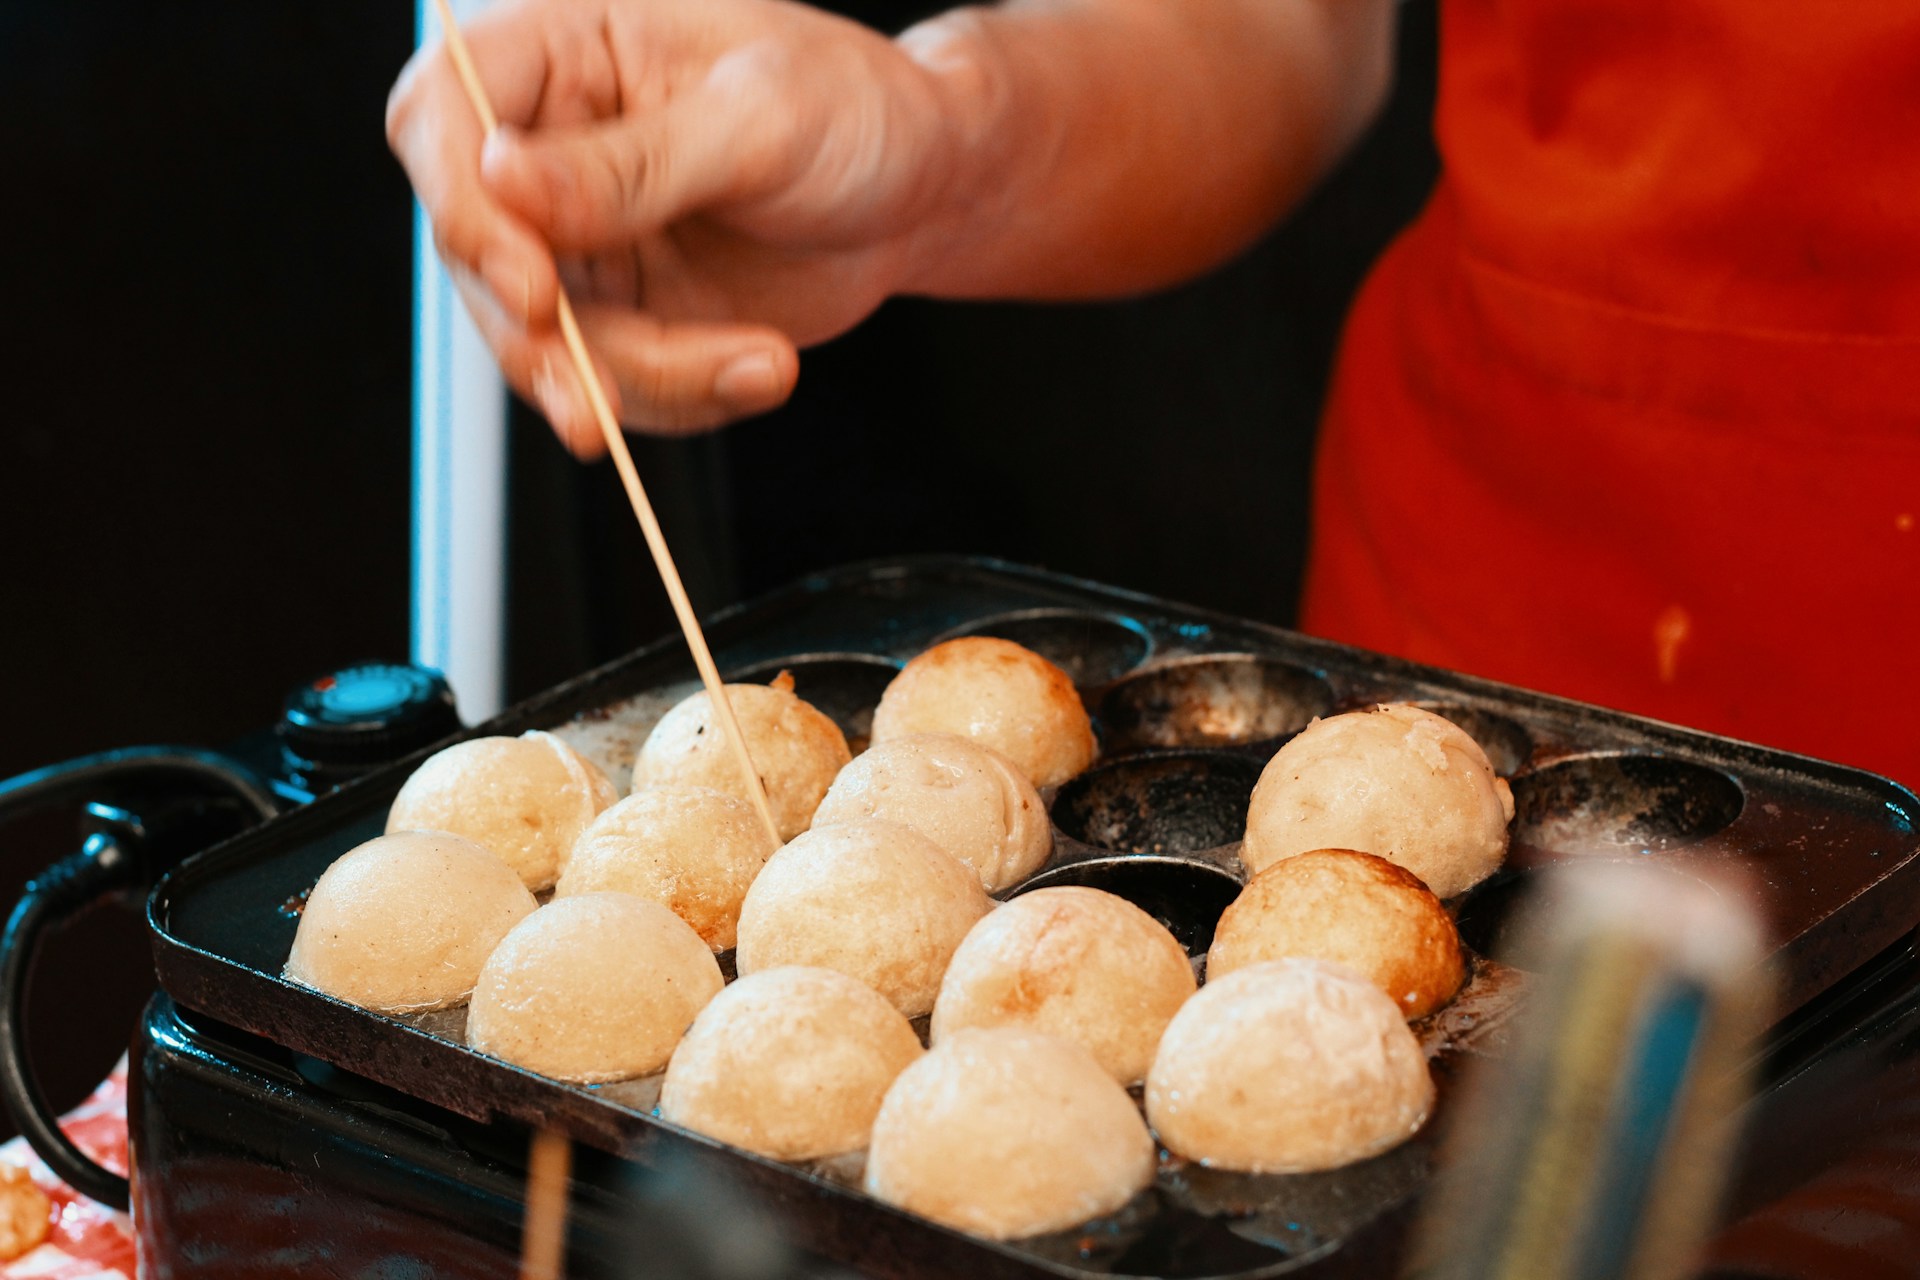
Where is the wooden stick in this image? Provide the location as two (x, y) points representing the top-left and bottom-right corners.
(428, 0), (782, 849)
(433, 0), (498, 133)
(518, 1128), (573, 1280)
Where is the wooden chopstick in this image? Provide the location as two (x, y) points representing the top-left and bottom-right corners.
(518, 1128), (573, 1280)
(428, 0), (782, 850)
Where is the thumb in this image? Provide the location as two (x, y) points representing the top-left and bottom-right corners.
(538, 304), (800, 437)
(480, 91), (765, 250)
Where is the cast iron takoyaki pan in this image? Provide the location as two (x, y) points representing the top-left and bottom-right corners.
(148, 556), (1920, 1278)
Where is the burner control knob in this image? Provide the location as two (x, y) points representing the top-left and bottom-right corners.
(277, 663), (460, 788)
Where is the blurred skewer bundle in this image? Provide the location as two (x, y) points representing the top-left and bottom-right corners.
(1406, 861), (1772, 1280)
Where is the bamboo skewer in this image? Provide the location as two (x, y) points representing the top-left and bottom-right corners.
(433, 9), (779, 1272)
(429, 0), (782, 851)
(518, 1128), (573, 1280)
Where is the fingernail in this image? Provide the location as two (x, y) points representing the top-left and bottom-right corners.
(713, 353), (784, 411)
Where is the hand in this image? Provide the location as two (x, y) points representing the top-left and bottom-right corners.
(388, 0), (961, 454)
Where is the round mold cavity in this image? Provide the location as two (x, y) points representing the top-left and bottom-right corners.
(938, 608), (1152, 689)
(1411, 702), (1533, 777)
(1015, 857), (1242, 956)
(1451, 870), (1534, 967)
(1453, 862), (1725, 971)
(1097, 655), (1335, 754)
(725, 653), (901, 752)
(1051, 750), (1263, 857)
(1510, 754), (1743, 855)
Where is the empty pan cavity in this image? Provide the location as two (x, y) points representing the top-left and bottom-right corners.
(725, 653), (901, 751)
(1510, 754), (1743, 855)
(1411, 702), (1533, 777)
(1452, 870), (1539, 968)
(1015, 856), (1242, 956)
(1098, 655), (1334, 754)
(1453, 862), (1730, 971)
(1052, 750), (1263, 857)
(939, 608), (1153, 689)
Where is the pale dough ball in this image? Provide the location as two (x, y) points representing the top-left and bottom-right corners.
(1146, 959), (1434, 1173)
(557, 785), (778, 951)
(865, 1027), (1155, 1240)
(813, 733), (1051, 892)
(386, 730), (618, 892)
(285, 830), (536, 1014)
(734, 819), (991, 1017)
(660, 966), (923, 1161)
(932, 887), (1195, 1084)
(1242, 704), (1514, 899)
(466, 893), (723, 1083)
(1208, 849), (1465, 1018)
(636, 675), (851, 842)
(871, 638), (1096, 789)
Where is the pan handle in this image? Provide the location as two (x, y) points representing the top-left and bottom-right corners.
(0, 836), (140, 1210)
(0, 748), (279, 1212)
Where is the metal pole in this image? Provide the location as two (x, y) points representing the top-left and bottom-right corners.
(409, 0), (508, 723)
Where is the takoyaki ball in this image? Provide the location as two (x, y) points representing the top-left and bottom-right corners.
(635, 674), (851, 842)
(865, 1027), (1155, 1240)
(734, 819), (991, 1017)
(1146, 959), (1434, 1173)
(812, 733), (1050, 892)
(660, 966), (923, 1160)
(285, 830), (536, 1013)
(871, 638), (1095, 789)
(466, 893), (723, 1083)
(557, 785), (777, 950)
(386, 731), (618, 892)
(1242, 704), (1513, 899)
(1207, 849), (1465, 1018)
(932, 886), (1194, 1084)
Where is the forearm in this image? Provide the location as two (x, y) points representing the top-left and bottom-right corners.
(896, 0), (1395, 299)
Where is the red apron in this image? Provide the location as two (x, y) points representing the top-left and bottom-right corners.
(1302, 0), (1920, 787)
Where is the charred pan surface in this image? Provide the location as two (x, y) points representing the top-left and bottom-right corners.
(935, 610), (1153, 692)
(1050, 752), (1263, 858)
(1098, 656), (1335, 756)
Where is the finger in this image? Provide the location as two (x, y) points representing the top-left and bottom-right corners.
(388, 4), (576, 325)
(583, 249), (642, 308)
(554, 253), (641, 307)
(480, 76), (782, 251)
(530, 345), (622, 461)
(448, 267), (618, 460)
(447, 263), (540, 392)
(573, 303), (799, 435)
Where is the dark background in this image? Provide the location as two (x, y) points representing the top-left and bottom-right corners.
(0, 2), (1436, 1133)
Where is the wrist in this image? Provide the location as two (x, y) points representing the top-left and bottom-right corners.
(889, 8), (1033, 296)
